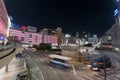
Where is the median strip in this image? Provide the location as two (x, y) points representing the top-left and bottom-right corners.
(24, 55), (44, 80)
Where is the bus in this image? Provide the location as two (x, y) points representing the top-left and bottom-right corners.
(48, 54), (72, 68)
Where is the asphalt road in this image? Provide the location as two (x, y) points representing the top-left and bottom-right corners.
(26, 50), (120, 80)
(94, 50), (120, 68)
(97, 50), (120, 62)
(27, 50), (78, 80)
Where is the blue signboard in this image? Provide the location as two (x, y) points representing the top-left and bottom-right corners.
(0, 35), (4, 40)
(11, 23), (21, 28)
(114, 9), (119, 17)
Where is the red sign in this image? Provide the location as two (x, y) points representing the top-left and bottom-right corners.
(21, 26), (28, 30)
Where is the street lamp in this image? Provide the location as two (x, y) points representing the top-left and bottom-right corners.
(117, 0), (119, 2)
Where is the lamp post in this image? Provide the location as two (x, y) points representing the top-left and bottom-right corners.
(103, 55), (106, 80)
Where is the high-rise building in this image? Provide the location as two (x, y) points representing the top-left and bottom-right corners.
(0, 0), (8, 36)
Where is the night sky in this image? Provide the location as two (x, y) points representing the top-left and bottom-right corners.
(4, 0), (117, 37)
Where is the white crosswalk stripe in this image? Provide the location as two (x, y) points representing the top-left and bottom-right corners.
(87, 74), (103, 80)
(79, 76), (91, 80)
(85, 75), (95, 80)
(76, 74), (120, 80)
(107, 75), (120, 80)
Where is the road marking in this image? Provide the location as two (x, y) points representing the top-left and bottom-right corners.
(107, 75), (120, 80)
(72, 64), (77, 75)
(83, 75), (95, 80)
(49, 66), (57, 74)
(87, 74), (102, 80)
(75, 75), (86, 80)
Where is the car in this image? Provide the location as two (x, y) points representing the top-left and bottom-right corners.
(16, 71), (28, 80)
(91, 56), (111, 71)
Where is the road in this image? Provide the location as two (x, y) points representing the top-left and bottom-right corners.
(27, 50), (78, 80)
(97, 50), (120, 62)
(25, 50), (120, 80)
(94, 50), (120, 68)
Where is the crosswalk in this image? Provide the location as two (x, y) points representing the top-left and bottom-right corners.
(32, 51), (120, 80)
(76, 74), (120, 80)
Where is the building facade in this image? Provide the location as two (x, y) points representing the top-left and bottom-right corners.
(39, 27), (63, 45)
(0, 0), (8, 36)
(10, 28), (58, 45)
(107, 23), (120, 48)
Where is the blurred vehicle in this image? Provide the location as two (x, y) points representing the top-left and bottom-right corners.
(48, 54), (72, 68)
(91, 56), (111, 71)
(16, 71), (28, 80)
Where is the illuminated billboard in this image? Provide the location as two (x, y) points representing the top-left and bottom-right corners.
(28, 26), (37, 32)
(0, 35), (4, 40)
(21, 26), (28, 30)
(65, 34), (71, 38)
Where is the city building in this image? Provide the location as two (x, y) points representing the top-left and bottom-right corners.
(100, 32), (112, 44)
(98, 5), (120, 49)
(10, 28), (58, 45)
(39, 27), (63, 45)
(0, 0), (9, 45)
(110, 24), (119, 47)
(100, 4), (120, 50)
(0, 0), (8, 36)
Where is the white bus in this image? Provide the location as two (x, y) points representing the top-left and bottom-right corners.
(48, 54), (72, 68)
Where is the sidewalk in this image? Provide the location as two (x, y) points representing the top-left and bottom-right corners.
(0, 57), (27, 80)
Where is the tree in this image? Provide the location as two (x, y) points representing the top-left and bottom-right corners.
(38, 43), (51, 51)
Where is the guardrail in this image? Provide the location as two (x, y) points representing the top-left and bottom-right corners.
(0, 44), (14, 51)
(0, 47), (16, 69)
(0, 48), (16, 60)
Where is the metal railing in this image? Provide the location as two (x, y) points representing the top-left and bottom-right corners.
(0, 44), (14, 51)
(0, 48), (16, 59)
(25, 55), (44, 80)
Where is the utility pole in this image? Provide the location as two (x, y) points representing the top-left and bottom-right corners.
(103, 55), (106, 80)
